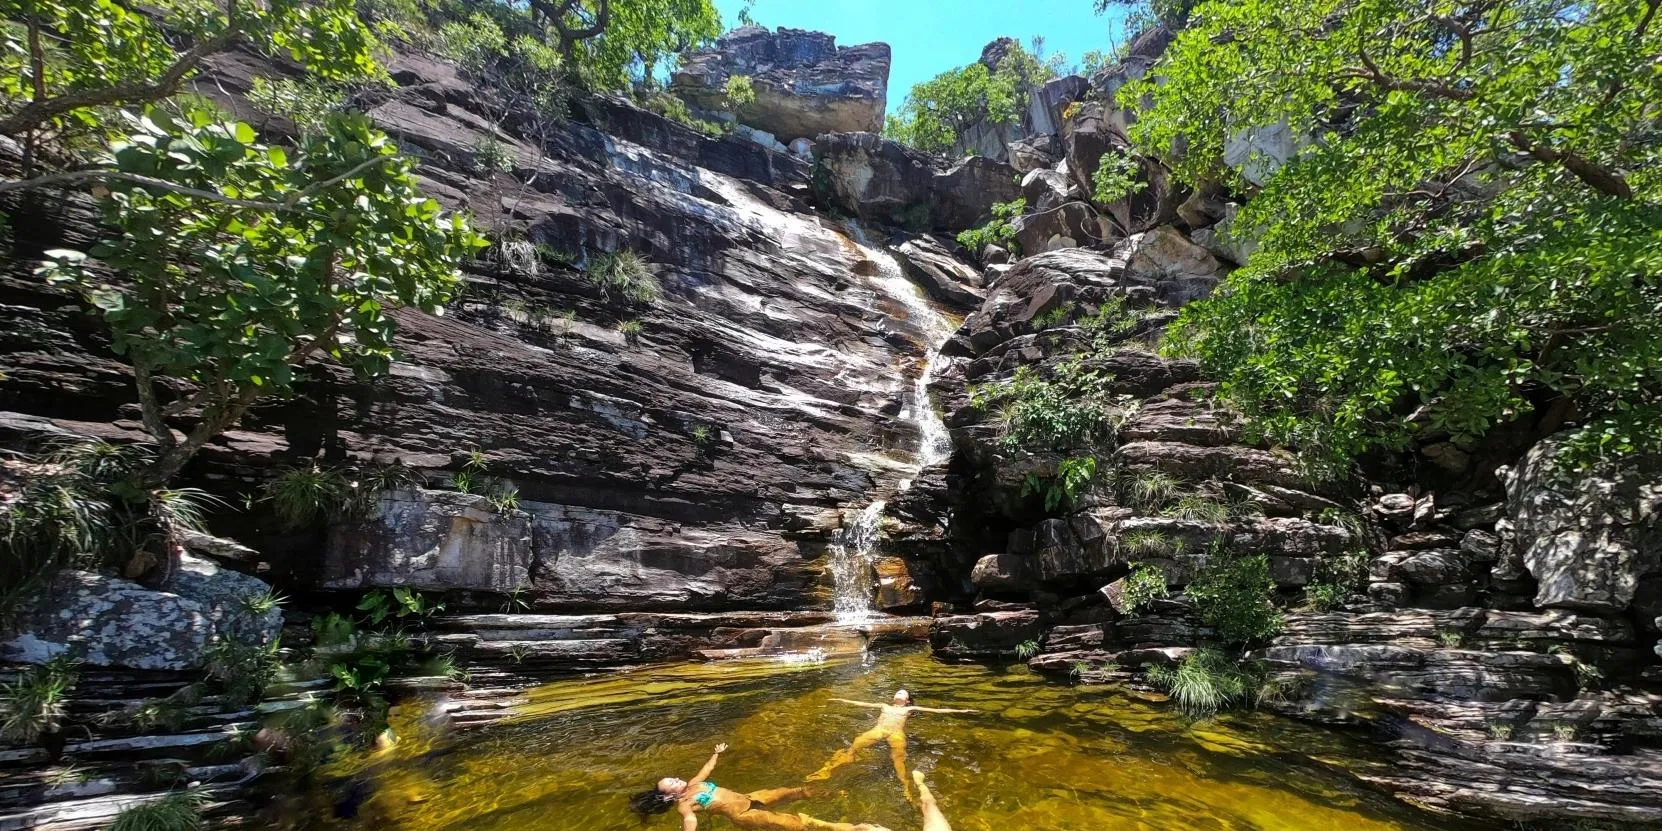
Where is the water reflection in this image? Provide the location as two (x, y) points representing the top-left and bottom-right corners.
(301, 649), (1470, 831)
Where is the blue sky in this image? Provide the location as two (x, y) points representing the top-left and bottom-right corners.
(710, 0), (1133, 108)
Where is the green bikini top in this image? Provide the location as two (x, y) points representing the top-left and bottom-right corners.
(693, 781), (718, 808)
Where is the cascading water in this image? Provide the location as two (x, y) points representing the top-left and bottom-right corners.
(827, 222), (959, 622)
(828, 500), (887, 620)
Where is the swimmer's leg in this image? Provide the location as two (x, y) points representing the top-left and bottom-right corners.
(912, 770), (952, 831)
(807, 729), (885, 782)
(727, 808), (807, 831)
(886, 732), (911, 803)
(746, 787), (814, 806)
(796, 814), (891, 831)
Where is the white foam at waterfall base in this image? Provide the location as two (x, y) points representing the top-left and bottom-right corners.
(829, 500), (887, 622)
(827, 220), (960, 621)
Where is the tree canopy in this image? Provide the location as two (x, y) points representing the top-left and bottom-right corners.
(886, 38), (1067, 155)
(539, 0), (721, 90)
(0, 0), (380, 161)
(395, 0), (720, 93)
(1127, 0), (1662, 469)
(41, 106), (485, 486)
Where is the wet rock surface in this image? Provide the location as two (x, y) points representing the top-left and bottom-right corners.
(2, 47), (958, 614)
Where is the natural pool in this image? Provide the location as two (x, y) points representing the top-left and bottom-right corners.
(291, 648), (1472, 831)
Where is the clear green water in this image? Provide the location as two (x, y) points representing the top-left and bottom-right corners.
(296, 648), (1465, 831)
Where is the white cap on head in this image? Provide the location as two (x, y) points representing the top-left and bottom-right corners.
(894, 688), (910, 700)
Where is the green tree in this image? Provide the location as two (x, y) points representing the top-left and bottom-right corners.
(886, 38), (1065, 154)
(40, 106), (486, 488)
(1130, 0), (1662, 469)
(527, 0), (720, 90)
(0, 0), (381, 171)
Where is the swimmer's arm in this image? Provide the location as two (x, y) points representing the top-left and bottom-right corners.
(909, 706), (976, 714)
(679, 802), (697, 831)
(687, 743), (728, 788)
(828, 698), (886, 708)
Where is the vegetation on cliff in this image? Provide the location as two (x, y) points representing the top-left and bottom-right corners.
(0, 0), (723, 588)
(1125, 0), (1661, 470)
(885, 38), (1067, 154)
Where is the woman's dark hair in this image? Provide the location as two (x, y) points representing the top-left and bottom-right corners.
(630, 789), (678, 818)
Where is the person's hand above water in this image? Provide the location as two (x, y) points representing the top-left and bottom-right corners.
(714, 743), (728, 754)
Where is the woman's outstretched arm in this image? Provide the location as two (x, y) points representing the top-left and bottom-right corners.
(679, 801), (699, 831)
(828, 698), (887, 708)
(687, 743), (728, 787)
(910, 706), (976, 714)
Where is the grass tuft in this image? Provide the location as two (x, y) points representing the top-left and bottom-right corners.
(110, 791), (203, 831)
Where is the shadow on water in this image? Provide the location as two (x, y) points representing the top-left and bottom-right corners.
(287, 648), (1487, 831)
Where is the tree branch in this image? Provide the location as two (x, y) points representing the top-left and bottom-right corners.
(551, 0), (609, 42)
(1597, 0), (1659, 109)
(1428, 16), (1474, 69)
(132, 359), (180, 449)
(1506, 131), (1632, 199)
(20, 17), (46, 175)
(0, 169), (287, 207)
(160, 383), (215, 418)
(0, 0), (243, 138)
(0, 156), (393, 207)
(1343, 43), (1474, 100)
(284, 155), (392, 206)
(140, 384), (259, 487)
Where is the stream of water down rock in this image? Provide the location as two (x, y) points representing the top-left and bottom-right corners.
(827, 223), (958, 622)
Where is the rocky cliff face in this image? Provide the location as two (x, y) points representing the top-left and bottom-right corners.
(920, 228), (1661, 827)
(2, 22), (1658, 831)
(0, 43), (977, 616)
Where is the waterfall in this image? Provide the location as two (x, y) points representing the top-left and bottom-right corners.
(828, 221), (958, 621)
(828, 500), (887, 621)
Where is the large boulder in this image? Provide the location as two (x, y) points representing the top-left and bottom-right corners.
(892, 235), (985, 309)
(1019, 168), (1073, 212)
(1119, 226), (1228, 305)
(1011, 201), (1109, 254)
(873, 556), (927, 611)
(946, 244), (1214, 359)
(970, 553), (1032, 593)
(929, 609), (1043, 659)
(814, 132), (1022, 232)
(1501, 435), (1662, 613)
(1028, 75), (1090, 138)
(0, 551), (282, 671)
(1223, 120), (1305, 187)
(1089, 24), (1175, 108)
(326, 488), (533, 593)
(670, 27), (890, 142)
(1007, 135), (1062, 174)
(1062, 104), (1177, 234)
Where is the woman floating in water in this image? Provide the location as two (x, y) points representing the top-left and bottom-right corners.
(806, 690), (974, 802)
(632, 743), (890, 831)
